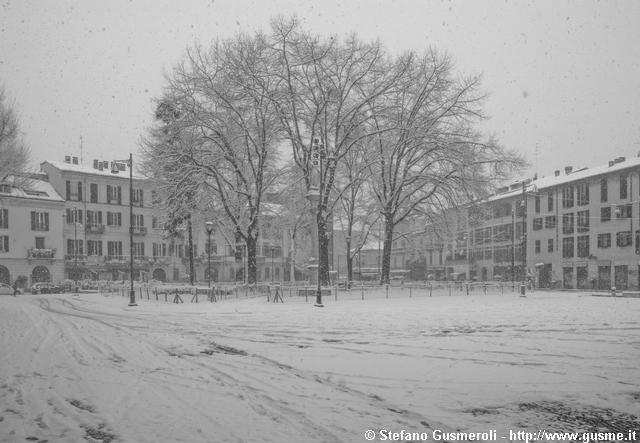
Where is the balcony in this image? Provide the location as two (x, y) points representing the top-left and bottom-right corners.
(64, 254), (87, 264)
(131, 226), (147, 236)
(28, 248), (56, 260)
(85, 224), (106, 234)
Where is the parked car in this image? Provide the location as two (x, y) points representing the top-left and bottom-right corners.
(31, 282), (63, 294)
(0, 283), (22, 295)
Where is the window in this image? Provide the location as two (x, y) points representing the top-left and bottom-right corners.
(87, 240), (103, 256)
(153, 243), (167, 257)
(535, 196), (540, 214)
(562, 213), (574, 235)
(562, 237), (574, 258)
(86, 210), (103, 226)
(616, 231), (632, 247)
(106, 212), (122, 226)
(547, 192), (554, 212)
(106, 185), (122, 204)
(205, 240), (217, 255)
(616, 204), (632, 219)
(535, 240), (541, 254)
(30, 211), (49, 231)
(132, 214), (144, 227)
(132, 189), (144, 207)
(597, 233), (611, 249)
(107, 241), (123, 257)
(548, 238), (554, 253)
(66, 180), (71, 200)
(562, 186), (574, 208)
(0, 208), (7, 229)
(577, 235), (590, 258)
(65, 208), (83, 224)
(67, 239), (84, 255)
(600, 207), (611, 222)
(0, 235), (9, 252)
(35, 237), (45, 249)
(544, 215), (556, 229)
(77, 181), (83, 201)
(600, 178), (607, 203)
(152, 216), (158, 229)
(577, 210), (590, 233)
(532, 218), (543, 231)
(620, 174), (628, 199)
(132, 242), (145, 257)
(576, 183), (589, 206)
(90, 183), (98, 203)
(0, 184), (11, 193)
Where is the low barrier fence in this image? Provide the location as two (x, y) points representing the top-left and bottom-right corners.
(99, 280), (531, 305)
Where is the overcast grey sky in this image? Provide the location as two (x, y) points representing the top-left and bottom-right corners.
(1, 0), (639, 180)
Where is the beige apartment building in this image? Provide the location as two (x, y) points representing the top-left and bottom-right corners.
(421, 155), (640, 290)
(0, 177), (65, 287)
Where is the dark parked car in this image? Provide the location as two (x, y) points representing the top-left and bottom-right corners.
(31, 282), (63, 294)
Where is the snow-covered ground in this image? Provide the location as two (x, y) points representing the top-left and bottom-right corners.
(1, 289), (639, 442)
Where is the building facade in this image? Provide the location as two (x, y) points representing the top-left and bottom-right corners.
(0, 177), (65, 287)
(424, 155), (640, 290)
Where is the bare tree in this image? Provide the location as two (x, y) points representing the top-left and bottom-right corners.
(365, 50), (525, 284)
(0, 86), (30, 182)
(142, 35), (281, 284)
(268, 17), (405, 286)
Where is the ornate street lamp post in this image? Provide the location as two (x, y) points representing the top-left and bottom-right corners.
(205, 221), (214, 287)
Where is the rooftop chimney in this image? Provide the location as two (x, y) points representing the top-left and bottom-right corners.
(72, 156), (79, 165)
(554, 170), (560, 177)
(614, 156), (626, 164)
(564, 166), (573, 175)
(64, 156), (71, 164)
(609, 160), (615, 167)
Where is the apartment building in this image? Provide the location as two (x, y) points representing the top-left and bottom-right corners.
(423, 155), (640, 290)
(40, 157), (188, 283)
(0, 177), (65, 287)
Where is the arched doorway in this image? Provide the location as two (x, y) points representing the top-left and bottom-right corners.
(152, 268), (167, 282)
(0, 265), (10, 285)
(32, 266), (51, 283)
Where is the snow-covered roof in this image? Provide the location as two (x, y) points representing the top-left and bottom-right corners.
(486, 155), (640, 203)
(0, 178), (64, 202)
(41, 160), (147, 181)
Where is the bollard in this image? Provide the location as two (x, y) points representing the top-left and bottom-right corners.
(334, 285), (337, 302)
(466, 283), (469, 296)
(385, 284), (389, 299)
(448, 283), (451, 296)
(409, 286), (412, 298)
(361, 282), (364, 300)
(305, 287), (308, 303)
(610, 286), (616, 297)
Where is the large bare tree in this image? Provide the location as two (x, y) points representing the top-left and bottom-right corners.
(365, 50), (525, 284)
(142, 35), (281, 284)
(268, 17), (406, 285)
(0, 86), (30, 182)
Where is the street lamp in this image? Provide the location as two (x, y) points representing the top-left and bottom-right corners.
(73, 207), (79, 294)
(205, 221), (214, 288)
(111, 153), (137, 307)
(271, 246), (274, 283)
(345, 234), (351, 289)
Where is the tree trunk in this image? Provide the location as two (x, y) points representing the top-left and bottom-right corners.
(346, 240), (353, 288)
(187, 215), (194, 285)
(246, 235), (257, 284)
(289, 228), (296, 285)
(380, 213), (394, 285)
(317, 213), (330, 286)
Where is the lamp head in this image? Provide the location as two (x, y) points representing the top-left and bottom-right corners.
(205, 221), (214, 233)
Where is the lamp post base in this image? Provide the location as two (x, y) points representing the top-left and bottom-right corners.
(314, 303), (324, 308)
(128, 289), (137, 307)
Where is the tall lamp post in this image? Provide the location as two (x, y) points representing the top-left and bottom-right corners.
(205, 221), (214, 287)
(73, 207), (79, 294)
(345, 234), (351, 289)
(111, 153), (136, 306)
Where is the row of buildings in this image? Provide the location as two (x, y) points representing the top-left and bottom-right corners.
(2, 153), (640, 290)
(0, 156), (288, 288)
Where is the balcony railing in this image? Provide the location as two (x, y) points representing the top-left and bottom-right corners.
(85, 224), (106, 234)
(28, 248), (56, 259)
(64, 254), (87, 263)
(131, 226), (147, 235)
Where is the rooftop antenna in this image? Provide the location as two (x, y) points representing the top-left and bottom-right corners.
(79, 136), (84, 165)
